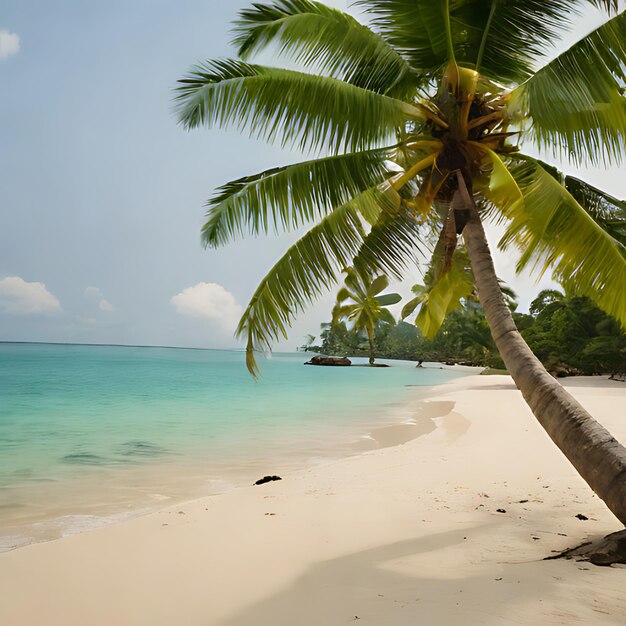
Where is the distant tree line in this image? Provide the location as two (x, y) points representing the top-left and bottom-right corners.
(311, 288), (625, 377)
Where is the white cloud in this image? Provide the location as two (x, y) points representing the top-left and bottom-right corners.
(171, 282), (241, 331)
(0, 276), (61, 315)
(85, 286), (114, 312)
(0, 30), (20, 61)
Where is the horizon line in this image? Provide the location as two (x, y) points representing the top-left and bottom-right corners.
(0, 340), (243, 352)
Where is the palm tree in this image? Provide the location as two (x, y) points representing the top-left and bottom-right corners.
(299, 333), (316, 351)
(332, 266), (400, 364)
(175, 2), (626, 526)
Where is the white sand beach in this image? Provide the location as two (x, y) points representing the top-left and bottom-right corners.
(1, 374), (625, 625)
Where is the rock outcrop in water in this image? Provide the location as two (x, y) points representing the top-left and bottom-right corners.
(304, 355), (351, 366)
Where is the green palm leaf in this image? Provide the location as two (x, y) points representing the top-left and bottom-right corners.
(175, 59), (422, 154)
(469, 1), (575, 82)
(564, 177), (626, 246)
(500, 159), (626, 326)
(472, 144), (524, 215)
(352, 201), (425, 280)
(237, 187), (394, 375)
(377, 308), (397, 325)
(355, 0), (454, 72)
(401, 237), (474, 338)
(509, 12), (626, 165)
(333, 265), (399, 353)
(514, 156), (626, 245)
(413, 248), (474, 339)
(376, 293), (402, 306)
(202, 147), (394, 247)
(588, 1), (620, 11)
(368, 274), (390, 296)
(232, 0), (416, 98)
(358, 1), (584, 83)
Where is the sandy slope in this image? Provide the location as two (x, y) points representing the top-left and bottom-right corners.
(1, 375), (625, 625)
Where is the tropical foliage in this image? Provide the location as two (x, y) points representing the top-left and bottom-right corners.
(332, 266), (401, 364)
(317, 288), (626, 377)
(176, 1), (625, 375)
(178, 1), (626, 525)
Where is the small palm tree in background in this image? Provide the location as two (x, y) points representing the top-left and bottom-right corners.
(299, 333), (316, 351)
(176, 2), (626, 526)
(332, 266), (400, 365)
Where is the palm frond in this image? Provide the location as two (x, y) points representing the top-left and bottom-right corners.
(500, 159), (626, 326)
(464, 1), (574, 83)
(358, 1), (579, 84)
(509, 154), (626, 245)
(471, 144), (524, 216)
(237, 187), (399, 375)
(355, 0), (454, 72)
(175, 59), (421, 154)
(587, 0), (620, 12)
(368, 274), (390, 296)
(352, 200), (425, 280)
(411, 246), (474, 339)
(509, 12), (626, 165)
(378, 308), (397, 325)
(565, 176), (626, 246)
(232, 0), (417, 98)
(202, 147), (394, 247)
(376, 293), (401, 307)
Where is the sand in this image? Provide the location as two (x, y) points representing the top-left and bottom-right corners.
(1, 374), (625, 625)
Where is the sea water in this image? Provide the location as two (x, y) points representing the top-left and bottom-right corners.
(0, 343), (468, 550)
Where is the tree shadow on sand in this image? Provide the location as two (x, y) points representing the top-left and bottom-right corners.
(220, 524), (602, 626)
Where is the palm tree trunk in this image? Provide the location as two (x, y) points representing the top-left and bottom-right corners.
(367, 325), (375, 365)
(461, 197), (626, 526)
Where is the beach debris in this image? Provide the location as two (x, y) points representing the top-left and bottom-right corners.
(575, 514), (589, 520)
(254, 475), (282, 485)
(264, 512), (276, 516)
(518, 499), (529, 503)
(178, 511), (185, 515)
(496, 508), (506, 513)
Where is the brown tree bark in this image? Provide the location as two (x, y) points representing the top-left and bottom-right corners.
(367, 325), (376, 365)
(460, 191), (626, 526)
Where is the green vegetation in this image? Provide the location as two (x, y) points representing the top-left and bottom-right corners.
(332, 266), (401, 364)
(315, 288), (626, 377)
(177, 2), (626, 525)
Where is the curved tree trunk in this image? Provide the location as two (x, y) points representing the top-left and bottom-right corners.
(461, 198), (626, 526)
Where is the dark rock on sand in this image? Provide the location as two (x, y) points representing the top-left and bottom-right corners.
(254, 475), (282, 486)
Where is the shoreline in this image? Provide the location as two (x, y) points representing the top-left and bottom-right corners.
(0, 366), (471, 553)
(1, 375), (625, 625)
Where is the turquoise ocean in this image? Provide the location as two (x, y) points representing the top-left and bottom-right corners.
(0, 343), (468, 551)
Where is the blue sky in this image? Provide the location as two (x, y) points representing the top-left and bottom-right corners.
(0, 1), (623, 350)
